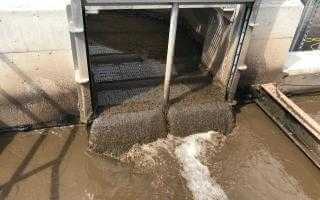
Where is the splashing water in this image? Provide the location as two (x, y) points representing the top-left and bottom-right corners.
(175, 132), (228, 200)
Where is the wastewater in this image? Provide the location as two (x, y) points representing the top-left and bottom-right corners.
(1, 103), (320, 200)
(291, 93), (320, 123)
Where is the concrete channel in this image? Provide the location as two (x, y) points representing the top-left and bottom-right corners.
(1, 0), (320, 199)
(1, 103), (320, 200)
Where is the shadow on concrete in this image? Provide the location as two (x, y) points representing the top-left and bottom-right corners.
(0, 126), (78, 200)
(0, 54), (69, 113)
(0, 54), (78, 132)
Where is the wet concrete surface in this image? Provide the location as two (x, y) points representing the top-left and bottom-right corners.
(0, 51), (79, 132)
(1, 104), (320, 200)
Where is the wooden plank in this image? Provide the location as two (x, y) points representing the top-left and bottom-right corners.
(256, 84), (320, 168)
(261, 83), (320, 141)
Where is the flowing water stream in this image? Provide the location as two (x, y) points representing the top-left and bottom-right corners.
(0, 103), (320, 200)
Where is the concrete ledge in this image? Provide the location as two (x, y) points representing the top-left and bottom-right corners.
(284, 50), (320, 75)
(168, 102), (235, 136)
(278, 73), (320, 95)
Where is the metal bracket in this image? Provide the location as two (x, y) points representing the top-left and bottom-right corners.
(75, 69), (90, 84)
(86, 9), (100, 15)
(69, 21), (85, 33)
(248, 22), (258, 28)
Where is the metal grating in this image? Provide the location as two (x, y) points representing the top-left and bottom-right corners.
(90, 60), (177, 83)
(88, 43), (123, 55)
(96, 77), (214, 106)
(97, 87), (153, 106)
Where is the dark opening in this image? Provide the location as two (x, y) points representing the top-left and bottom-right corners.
(84, 8), (235, 115)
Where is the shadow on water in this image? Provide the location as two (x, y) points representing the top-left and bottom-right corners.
(0, 120), (15, 155)
(0, 126), (79, 200)
(50, 126), (78, 200)
(0, 132), (48, 199)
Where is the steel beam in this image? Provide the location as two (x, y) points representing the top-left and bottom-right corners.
(84, 0), (254, 4)
(85, 4), (237, 11)
(86, 5), (171, 10)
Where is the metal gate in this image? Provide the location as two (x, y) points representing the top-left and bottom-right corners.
(67, 0), (260, 122)
(290, 0), (320, 51)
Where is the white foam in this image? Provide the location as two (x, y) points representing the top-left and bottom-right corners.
(175, 132), (228, 200)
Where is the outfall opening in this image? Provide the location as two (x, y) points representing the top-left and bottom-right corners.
(85, 5), (247, 157)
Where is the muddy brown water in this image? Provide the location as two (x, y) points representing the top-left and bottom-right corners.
(291, 94), (320, 123)
(0, 104), (320, 200)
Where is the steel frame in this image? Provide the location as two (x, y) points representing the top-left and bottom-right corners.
(84, 0), (254, 4)
(68, 0), (260, 121)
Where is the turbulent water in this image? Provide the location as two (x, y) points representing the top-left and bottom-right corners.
(119, 131), (227, 200)
(174, 133), (228, 200)
(1, 104), (320, 200)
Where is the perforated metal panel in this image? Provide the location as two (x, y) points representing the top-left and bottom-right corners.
(90, 60), (170, 83)
(291, 0), (320, 51)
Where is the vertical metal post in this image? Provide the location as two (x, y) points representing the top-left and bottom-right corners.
(226, 5), (251, 101)
(163, 3), (179, 109)
(69, 0), (93, 123)
(71, 0), (90, 83)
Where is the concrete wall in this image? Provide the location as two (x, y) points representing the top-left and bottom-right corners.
(0, 0), (305, 130)
(241, 0), (304, 86)
(0, 1), (79, 131)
